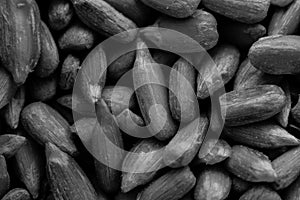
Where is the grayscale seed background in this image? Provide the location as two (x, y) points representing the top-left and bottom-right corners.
(0, 0), (300, 200)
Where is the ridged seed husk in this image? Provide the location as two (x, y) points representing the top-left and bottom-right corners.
(0, 67), (17, 110)
(133, 39), (177, 141)
(103, 0), (155, 26)
(220, 85), (286, 126)
(142, 10), (218, 52)
(35, 21), (59, 78)
(163, 115), (209, 168)
(0, 134), (26, 158)
(58, 21), (96, 51)
(3, 86), (25, 129)
(121, 139), (164, 193)
(194, 167), (232, 200)
(226, 145), (277, 182)
(137, 167), (196, 200)
(78, 45), (107, 104)
(275, 80), (291, 127)
(285, 175), (300, 200)
(140, 0), (200, 18)
(268, 0), (300, 36)
(239, 186), (282, 200)
(202, 0), (271, 24)
(70, 122), (114, 193)
(198, 139), (231, 165)
(56, 94), (95, 117)
(90, 99), (125, 193)
(197, 44), (240, 99)
(272, 146), (300, 190)
(233, 58), (281, 90)
(0, 155), (10, 199)
(71, 118), (98, 142)
(59, 54), (80, 91)
(94, 99), (124, 194)
(116, 109), (145, 138)
(13, 131), (44, 199)
(107, 51), (136, 82)
(1, 188), (31, 200)
(48, 0), (74, 31)
(46, 143), (98, 200)
(224, 121), (300, 149)
(70, 0), (138, 43)
(249, 35), (300, 75)
(21, 102), (77, 156)
(0, 0), (41, 85)
(102, 86), (136, 115)
(169, 58), (197, 122)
